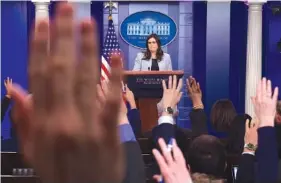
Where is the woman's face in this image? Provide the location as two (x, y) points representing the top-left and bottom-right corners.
(147, 37), (158, 53)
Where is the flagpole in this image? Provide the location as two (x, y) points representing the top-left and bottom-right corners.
(104, 1), (117, 20)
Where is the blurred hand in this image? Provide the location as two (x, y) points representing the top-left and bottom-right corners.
(186, 76), (202, 107)
(10, 3), (124, 183)
(244, 118), (258, 147)
(153, 138), (192, 183)
(161, 75), (183, 113)
(251, 78), (279, 127)
(4, 77), (13, 97)
(123, 84), (136, 109)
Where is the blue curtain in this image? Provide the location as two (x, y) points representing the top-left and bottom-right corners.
(192, 1), (207, 106)
(1, 1), (56, 151)
(229, 1), (248, 114)
(263, 2), (281, 99)
(91, 1), (104, 57)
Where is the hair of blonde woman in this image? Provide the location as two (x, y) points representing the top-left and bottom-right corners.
(191, 173), (226, 183)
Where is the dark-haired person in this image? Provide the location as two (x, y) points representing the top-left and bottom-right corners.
(210, 99), (251, 154)
(1, 77), (13, 122)
(187, 76), (251, 154)
(133, 33), (172, 71)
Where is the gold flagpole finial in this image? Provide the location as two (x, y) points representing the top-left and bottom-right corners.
(104, 1), (118, 20)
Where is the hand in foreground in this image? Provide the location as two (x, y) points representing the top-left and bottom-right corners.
(10, 3), (124, 183)
(4, 77), (13, 98)
(251, 78), (279, 127)
(153, 138), (192, 183)
(161, 75), (183, 115)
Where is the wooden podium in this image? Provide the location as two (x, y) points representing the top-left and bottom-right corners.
(123, 70), (184, 133)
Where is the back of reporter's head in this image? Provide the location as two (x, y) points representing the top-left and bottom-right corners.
(210, 99), (237, 132)
(187, 135), (226, 178)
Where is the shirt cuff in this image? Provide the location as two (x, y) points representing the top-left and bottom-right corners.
(119, 124), (136, 143)
(158, 115), (174, 125)
(242, 151), (255, 156)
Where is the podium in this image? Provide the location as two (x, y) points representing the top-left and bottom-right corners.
(123, 70), (184, 133)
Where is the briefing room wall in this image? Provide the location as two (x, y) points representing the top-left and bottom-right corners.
(103, 2), (194, 128)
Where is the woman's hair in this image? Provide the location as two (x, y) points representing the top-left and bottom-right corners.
(210, 99), (237, 132)
(191, 173), (226, 183)
(142, 33), (164, 61)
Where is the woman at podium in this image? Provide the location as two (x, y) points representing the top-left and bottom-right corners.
(132, 33), (172, 71)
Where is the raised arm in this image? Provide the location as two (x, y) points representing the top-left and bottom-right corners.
(253, 78), (279, 182)
(152, 75), (183, 145)
(186, 76), (208, 136)
(1, 77), (13, 122)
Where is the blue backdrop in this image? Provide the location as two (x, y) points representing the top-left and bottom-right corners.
(1, 2), (104, 148)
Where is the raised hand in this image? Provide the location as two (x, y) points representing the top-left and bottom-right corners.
(244, 118), (258, 152)
(251, 78), (279, 127)
(10, 3), (124, 183)
(123, 84), (136, 109)
(161, 75), (183, 113)
(4, 77), (13, 97)
(153, 138), (192, 183)
(186, 76), (203, 108)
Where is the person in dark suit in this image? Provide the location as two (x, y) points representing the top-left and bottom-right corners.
(145, 76), (208, 179)
(151, 76), (225, 182)
(1, 77), (12, 122)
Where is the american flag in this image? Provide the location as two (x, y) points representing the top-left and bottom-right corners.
(101, 17), (122, 81)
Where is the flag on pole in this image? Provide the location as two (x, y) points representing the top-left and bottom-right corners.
(101, 15), (121, 81)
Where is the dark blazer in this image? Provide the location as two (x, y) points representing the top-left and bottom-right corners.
(1, 95), (11, 122)
(122, 141), (146, 183)
(146, 109), (208, 178)
(256, 127), (279, 182)
(127, 109), (142, 137)
(236, 154), (255, 183)
(236, 127), (279, 183)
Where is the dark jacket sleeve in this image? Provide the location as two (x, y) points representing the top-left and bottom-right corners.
(122, 141), (146, 183)
(1, 96), (11, 122)
(236, 154), (255, 183)
(189, 109), (208, 137)
(227, 114), (252, 154)
(127, 109), (142, 137)
(152, 123), (175, 145)
(256, 127), (279, 183)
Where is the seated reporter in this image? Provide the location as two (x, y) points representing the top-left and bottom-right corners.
(133, 33), (172, 71)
